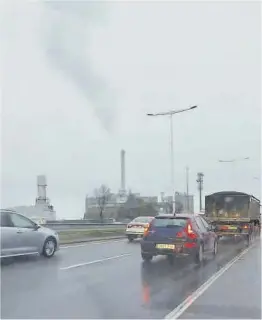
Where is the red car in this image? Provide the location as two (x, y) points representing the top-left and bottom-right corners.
(140, 213), (218, 264)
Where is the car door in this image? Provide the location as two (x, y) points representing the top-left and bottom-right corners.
(195, 216), (212, 252)
(9, 212), (40, 255)
(0, 211), (22, 257)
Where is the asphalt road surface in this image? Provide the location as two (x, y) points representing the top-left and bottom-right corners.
(1, 237), (260, 319)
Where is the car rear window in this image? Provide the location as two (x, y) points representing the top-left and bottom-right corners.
(132, 216), (152, 223)
(152, 218), (187, 227)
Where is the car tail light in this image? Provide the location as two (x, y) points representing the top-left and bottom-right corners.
(177, 221), (198, 239)
(186, 222), (198, 239)
(144, 222), (153, 236)
(242, 224), (249, 229)
(184, 242), (197, 248)
(144, 226), (150, 237)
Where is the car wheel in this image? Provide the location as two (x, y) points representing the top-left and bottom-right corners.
(213, 240), (218, 256)
(42, 237), (56, 258)
(195, 244), (204, 264)
(128, 236), (134, 242)
(141, 253), (153, 262)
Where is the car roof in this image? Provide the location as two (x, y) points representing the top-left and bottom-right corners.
(133, 216), (154, 219)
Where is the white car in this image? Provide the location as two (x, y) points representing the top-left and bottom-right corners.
(1, 209), (60, 258)
(126, 216), (154, 242)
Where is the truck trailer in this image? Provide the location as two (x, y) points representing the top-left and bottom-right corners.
(205, 191), (260, 245)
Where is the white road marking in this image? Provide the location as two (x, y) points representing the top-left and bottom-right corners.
(60, 253), (132, 270)
(165, 243), (254, 319)
(60, 239), (125, 249)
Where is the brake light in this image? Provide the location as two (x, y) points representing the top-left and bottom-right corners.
(176, 221), (198, 239)
(186, 222), (198, 239)
(144, 226), (150, 237)
(243, 224), (249, 229)
(143, 222), (153, 236)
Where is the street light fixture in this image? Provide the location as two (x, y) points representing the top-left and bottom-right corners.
(218, 157), (250, 190)
(147, 105), (198, 214)
(218, 157), (250, 163)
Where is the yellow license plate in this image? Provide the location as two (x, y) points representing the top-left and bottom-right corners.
(156, 244), (175, 250)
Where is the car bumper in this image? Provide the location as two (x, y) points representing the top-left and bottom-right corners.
(140, 239), (198, 257)
(126, 230), (144, 237)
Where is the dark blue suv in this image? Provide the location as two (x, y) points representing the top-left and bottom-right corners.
(140, 213), (218, 264)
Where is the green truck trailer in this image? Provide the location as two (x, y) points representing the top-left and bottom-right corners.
(205, 191), (260, 244)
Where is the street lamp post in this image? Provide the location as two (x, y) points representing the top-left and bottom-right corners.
(218, 157), (250, 190)
(147, 105), (198, 213)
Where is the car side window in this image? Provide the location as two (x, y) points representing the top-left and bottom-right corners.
(0, 211), (13, 227)
(200, 217), (210, 229)
(195, 217), (207, 232)
(10, 213), (35, 229)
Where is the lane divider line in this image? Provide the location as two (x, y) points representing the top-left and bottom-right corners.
(60, 239), (125, 249)
(60, 253), (132, 270)
(164, 243), (255, 319)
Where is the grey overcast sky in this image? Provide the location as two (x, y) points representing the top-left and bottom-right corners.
(2, 1), (261, 218)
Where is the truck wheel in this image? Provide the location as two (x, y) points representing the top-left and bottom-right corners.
(213, 240), (218, 257)
(246, 234), (252, 247)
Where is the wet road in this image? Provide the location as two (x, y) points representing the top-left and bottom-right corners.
(1, 237), (256, 319)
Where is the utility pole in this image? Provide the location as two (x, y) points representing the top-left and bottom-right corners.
(186, 166), (189, 212)
(196, 172), (204, 212)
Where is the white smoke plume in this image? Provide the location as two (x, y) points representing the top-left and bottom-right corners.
(41, 1), (116, 132)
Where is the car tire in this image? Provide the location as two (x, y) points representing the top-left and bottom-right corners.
(213, 240), (218, 257)
(141, 253), (153, 262)
(195, 244), (204, 264)
(128, 235), (135, 242)
(42, 237), (56, 258)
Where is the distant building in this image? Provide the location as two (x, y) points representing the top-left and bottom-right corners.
(175, 192), (194, 214)
(6, 175), (56, 222)
(84, 192), (159, 220)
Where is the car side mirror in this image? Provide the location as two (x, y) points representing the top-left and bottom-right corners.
(34, 224), (41, 230)
(208, 225), (215, 231)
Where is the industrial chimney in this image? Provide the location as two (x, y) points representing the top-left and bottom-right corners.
(120, 149), (126, 194)
(37, 175), (47, 202)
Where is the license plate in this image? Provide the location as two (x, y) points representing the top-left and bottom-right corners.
(220, 225), (237, 230)
(156, 244), (175, 250)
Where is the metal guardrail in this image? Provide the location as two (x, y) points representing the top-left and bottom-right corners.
(42, 222), (126, 231)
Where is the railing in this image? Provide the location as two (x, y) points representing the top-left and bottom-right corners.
(42, 221), (126, 231)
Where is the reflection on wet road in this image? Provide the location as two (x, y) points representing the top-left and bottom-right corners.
(1, 237), (254, 319)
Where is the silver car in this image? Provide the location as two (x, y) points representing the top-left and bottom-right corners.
(1, 209), (59, 258)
